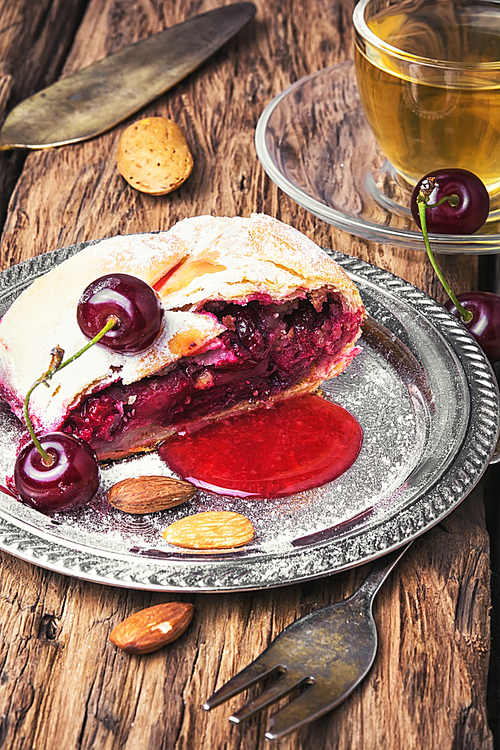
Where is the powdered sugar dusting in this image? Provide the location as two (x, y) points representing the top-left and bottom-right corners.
(0, 245), (496, 591)
(0, 332), (423, 558)
(0, 217), (363, 437)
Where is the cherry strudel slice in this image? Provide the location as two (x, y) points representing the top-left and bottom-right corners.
(0, 214), (365, 460)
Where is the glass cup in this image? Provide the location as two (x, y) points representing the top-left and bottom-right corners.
(353, 0), (500, 192)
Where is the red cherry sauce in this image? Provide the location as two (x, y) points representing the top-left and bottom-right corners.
(159, 394), (363, 499)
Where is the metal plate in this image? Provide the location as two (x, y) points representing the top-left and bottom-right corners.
(0, 240), (498, 591)
(255, 60), (500, 254)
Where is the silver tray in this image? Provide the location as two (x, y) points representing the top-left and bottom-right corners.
(0, 240), (498, 592)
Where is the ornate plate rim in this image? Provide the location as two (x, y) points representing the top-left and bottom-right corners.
(0, 240), (498, 591)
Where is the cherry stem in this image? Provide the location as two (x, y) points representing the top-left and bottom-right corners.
(23, 316), (119, 465)
(416, 196), (473, 324)
(53, 316), (119, 374)
(427, 194), (460, 210)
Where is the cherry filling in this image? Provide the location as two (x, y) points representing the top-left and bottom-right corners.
(61, 294), (362, 459)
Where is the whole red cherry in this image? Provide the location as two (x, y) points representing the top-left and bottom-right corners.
(14, 433), (99, 513)
(411, 169), (489, 234)
(77, 273), (162, 354)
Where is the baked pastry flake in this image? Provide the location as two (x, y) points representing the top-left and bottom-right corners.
(0, 214), (365, 460)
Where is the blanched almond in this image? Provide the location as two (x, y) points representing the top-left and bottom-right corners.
(162, 511), (255, 550)
(108, 475), (197, 514)
(109, 602), (194, 654)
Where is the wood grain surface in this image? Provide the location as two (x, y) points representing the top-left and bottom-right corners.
(0, 0), (493, 748)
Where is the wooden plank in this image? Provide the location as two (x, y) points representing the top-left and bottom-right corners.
(0, 0), (89, 104)
(0, 0), (89, 237)
(0, 0), (492, 748)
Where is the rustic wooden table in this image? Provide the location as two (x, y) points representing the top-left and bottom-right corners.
(0, 0), (496, 748)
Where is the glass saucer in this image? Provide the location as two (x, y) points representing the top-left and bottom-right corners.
(255, 60), (500, 255)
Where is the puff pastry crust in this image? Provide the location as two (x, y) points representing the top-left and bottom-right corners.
(0, 214), (365, 460)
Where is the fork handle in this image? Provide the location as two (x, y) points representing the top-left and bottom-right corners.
(351, 542), (412, 605)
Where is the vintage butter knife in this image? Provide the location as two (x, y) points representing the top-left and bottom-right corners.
(0, 2), (256, 151)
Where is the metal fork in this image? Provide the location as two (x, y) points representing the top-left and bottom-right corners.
(203, 543), (410, 741)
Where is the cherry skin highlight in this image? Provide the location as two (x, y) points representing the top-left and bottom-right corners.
(14, 433), (99, 513)
(444, 292), (500, 364)
(411, 169), (489, 234)
(77, 273), (162, 354)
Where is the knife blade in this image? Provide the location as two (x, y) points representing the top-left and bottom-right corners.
(0, 2), (256, 151)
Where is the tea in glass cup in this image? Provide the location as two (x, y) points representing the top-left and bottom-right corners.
(353, 0), (500, 191)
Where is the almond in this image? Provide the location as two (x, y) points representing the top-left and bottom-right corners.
(162, 511), (255, 550)
(109, 602), (194, 654)
(117, 117), (193, 195)
(107, 475), (197, 514)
